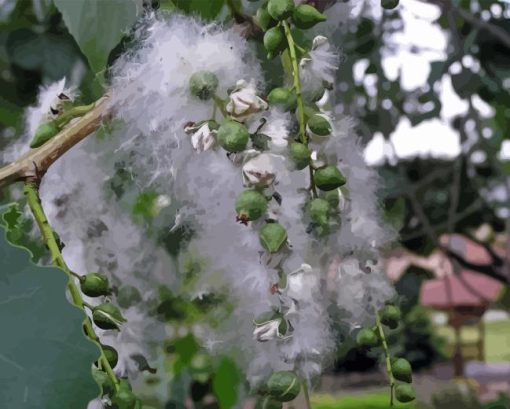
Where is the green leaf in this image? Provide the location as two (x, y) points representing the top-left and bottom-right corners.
(212, 357), (241, 409)
(0, 227), (99, 408)
(6, 30), (81, 80)
(54, 0), (141, 74)
(173, 0), (225, 20)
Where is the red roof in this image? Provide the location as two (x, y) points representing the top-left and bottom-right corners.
(420, 270), (503, 309)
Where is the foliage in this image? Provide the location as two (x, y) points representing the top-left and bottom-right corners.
(53, 0), (141, 75)
(0, 225), (99, 408)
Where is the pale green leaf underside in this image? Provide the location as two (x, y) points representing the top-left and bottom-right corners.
(0, 228), (99, 408)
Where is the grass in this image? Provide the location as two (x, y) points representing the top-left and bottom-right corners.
(311, 392), (415, 409)
(435, 319), (510, 362)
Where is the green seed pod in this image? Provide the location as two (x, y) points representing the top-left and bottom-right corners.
(235, 190), (268, 222)
(116, 285), (142, 308)
(303, 106), (317, 121)
(260, 223), (288, 253)
(80, 273), (110, 297)
(190, 353), (213, 383)
(380, 305), (401, 329)
(289, 142), (310, 170)
(395, 384), (416, 403)
(307, 114), (331, 136)
(30, 121), (60, 148)
(267, 87), (297, 112)
(356, 328), (380, 348)
(308, 198), (330, 226)
(102, 344), (119, 369)
(254, 310), (281, 325)
(110, 388), (137, 409)
(255, 396), (283, 409)
(217, 120), (248, 151)
(314, 166), (346, 191)
(264, 26), (286, 59)
(381, 0), (399, 9)
(92, 302), (126, 330)
(392, 358), (413, 383)
(292, 4), (327, 29)
(267, 0), (294, 20)
(217, 120), (249, 153)
(256, 4), (277, 31)
(320, 189), (340, 209)
(267, 371), (300, 402)
(92, 368), (115, 396)
(190, 353), (213, 374)
(118, 378), (132, 391)
(189, 71), (219, 100)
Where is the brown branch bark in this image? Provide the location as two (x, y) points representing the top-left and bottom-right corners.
(0, 95), (110, 189)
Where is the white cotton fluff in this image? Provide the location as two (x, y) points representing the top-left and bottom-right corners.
(6, 11), (396, 394)
(108, 14), (262, 187)
(38, 140), (170, 378)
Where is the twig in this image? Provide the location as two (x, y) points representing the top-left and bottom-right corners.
(282, 21), (318, 198)
(0, 95), (110, 189)
(375, 311), (395, 407)
(24, 181), (119, 390)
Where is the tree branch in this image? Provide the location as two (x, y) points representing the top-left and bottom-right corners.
(423, 0), (510, 49)
(0, 95), (110, 189)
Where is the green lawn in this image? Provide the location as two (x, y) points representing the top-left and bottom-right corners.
(435, 319), (510, 361)
(312, 392), (415, 409)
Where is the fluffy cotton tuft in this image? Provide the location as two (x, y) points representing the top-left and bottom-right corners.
(4, 11), (396, 395)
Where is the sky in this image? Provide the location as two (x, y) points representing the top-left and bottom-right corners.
(362, 0), (506, 165)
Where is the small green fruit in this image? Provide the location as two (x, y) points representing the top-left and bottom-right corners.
(381, 0), (399, 9)
(289, 142), (310, 170)
(116, 285), (142, 308)
(380, 305), (401, 329)
(111, 388), (137, 409)
(307, 114), (331, 136)
(256, 5), (277, 31)
(102, 344), (119, 369)
(302, 106), (318, 122)
(264, 26), (286, 59)
(92, 302), (126, 330)
(267, 0), (294, 20)
(190, 353), (213, 383)
(254, 310), (281, 325)
(190, 353), (213, 373)
(356, 328), (379, 348)
(235, 190), (268, 222)
(260, 223), (287, 253)
(267, 371), (300, 402)
(30, 121), (60, 148)
(80, 273), (110, 297)
(320, 190), (340, 209)
(395, 384), (416, 403)
(267, 87), (296, 112)
(119, 378), (133, 391)
(314, 166), (346, 191)
(392, 358), (412, 383)
(92, 368), (114, 396)
(308, 198), (330, 226)
(255, 396), (283, 409)
(217, 120), (249, 152)
(292, 4), (326, 29)
(189, 71), (219, 100)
